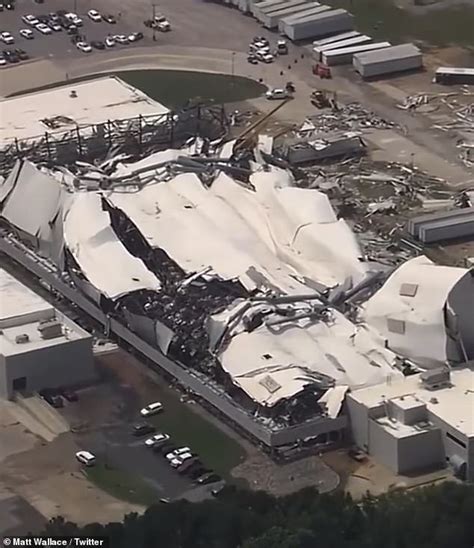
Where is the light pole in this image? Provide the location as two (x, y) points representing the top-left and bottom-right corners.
(152, 3), (157, 42)
(231, 52), (236, 86)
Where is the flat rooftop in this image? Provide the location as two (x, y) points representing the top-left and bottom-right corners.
(0, 312), (90, 357)
(0, 76), (169, 145)
(349, 368), (474, 438)
(0, 268), (53, 328)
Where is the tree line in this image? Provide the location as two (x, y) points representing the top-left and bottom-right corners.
(43, 481), (474, 548)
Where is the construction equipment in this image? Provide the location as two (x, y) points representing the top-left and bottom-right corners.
(233, 96), (293, 153)
(311, 89), (338, 110)
(312, 63), (332, 79)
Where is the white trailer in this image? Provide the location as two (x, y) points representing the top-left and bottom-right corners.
(313, 35), (372, 61)
(252, 0), (287, 16)
(435, 67), (474, 85)
(312, 31), (360, 47)
(283, 9), (353, 41)
(260, 1), (316, 28)
(278, 5), (331, 32)
(323, 41), (390, 66)
(353, 43), (422, 78)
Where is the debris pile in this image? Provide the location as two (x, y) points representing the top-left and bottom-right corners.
(301, 102), (399, 134)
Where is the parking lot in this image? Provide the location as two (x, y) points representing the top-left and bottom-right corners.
(0, 0), (156, 65)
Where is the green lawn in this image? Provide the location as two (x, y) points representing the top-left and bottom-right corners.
(85, 464), (158, 506)
(116, 70), (265, 109)
(147, 388), (247, 479)
(323, 0), (474, 48)
(8, 70), (265, 108)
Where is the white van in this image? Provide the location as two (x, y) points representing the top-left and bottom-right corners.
(75, 451), (96, 466)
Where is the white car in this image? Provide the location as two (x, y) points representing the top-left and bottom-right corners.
(22, 14), (39, 26)
(154, 15), (171, 31)
(75, 451), (96, 466)
(266, 88), (289, 100)
(76, 41), (92, 53)
(169, 453), (193, 468)
(140, 402), (163, 417)
(1, 32), (14, 45)
(50, 22), (62, 32)
(260, 53), (274, 64)
(165, 447), (191, 460)
(36, 23), (52, 35)
(114, 34), (128, 44)
(19, 29), (34, 39)
(87, 9), (101, 22)
(66, 13), (83, 26)
(105, 36), (115, 47)
(145, 433), (170, 447)
(0, 57), (6, 67)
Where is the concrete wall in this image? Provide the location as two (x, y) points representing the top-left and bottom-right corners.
(346, 395), (370, 450)
(397, 428), (444, 474)
(368, 419), (399, 472)
(2, 337), (95, 399)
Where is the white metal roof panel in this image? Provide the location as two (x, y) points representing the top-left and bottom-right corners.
(63, 192), (161, 300)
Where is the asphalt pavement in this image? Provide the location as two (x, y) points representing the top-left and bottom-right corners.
(0, 0), (152, 62)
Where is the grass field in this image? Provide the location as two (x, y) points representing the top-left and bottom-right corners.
(85, 464), (158, 506)
(323, 0), (474, 48)
(8, 70), (266, 107)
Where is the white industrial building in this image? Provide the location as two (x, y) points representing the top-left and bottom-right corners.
(347, 368), (474, 481)
(0, 268), (95, 399)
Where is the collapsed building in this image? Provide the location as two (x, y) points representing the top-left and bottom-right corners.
(0, 77), (473, 457)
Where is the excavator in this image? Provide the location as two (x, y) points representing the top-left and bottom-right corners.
(311, 89), (339, 110)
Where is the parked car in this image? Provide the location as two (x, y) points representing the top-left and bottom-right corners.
(277, 39), (288, 54)
(145, 433), (170, 448)
(87, 9), (101, 22)
(76, 41), (92, 53)
(3, 49), (19, 63)
(91, 40), (105, 50)
(15, 49), (28, 60)
(154, 15), (170, 31)
(105, 36), (115, 47)
(67, 26), (78, 35)
(132, 423), (155, 437)
(196, 472), (221, 485)
(265, 88), (289, 100)
(169, 453), (193, 468)
(114, 34), (129, 44)
(39, 389), (64, 408)
(50, 22), (62, 32)
(5, 2), (14, 10)
(22, 14), (39, 26)
(65, 12), (82, 26)
(128, 32), (143, 42)
(103, 14), (116, 24)
(177, 457), (200, 474)
(62, 388), (78, 402)
(19, 29), (34, 39)
(188, 465), (210, 480)
(75, 451), (96, 466)
(1, 32), (14, 45)
(165, 447), (191, 460)
(36, 24), (52, 35)
(247, 55), (258, 65)
(140, 402), (163, 417)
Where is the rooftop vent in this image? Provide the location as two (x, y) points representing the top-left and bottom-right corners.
(259, 375), (281, 394)
(420, 368), (451, 391)
(15, 334), (30, 344)
(37, 319), (63, 340)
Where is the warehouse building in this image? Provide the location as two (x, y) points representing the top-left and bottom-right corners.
(347, 368), (474, 481)
(0, 268), (95, 399)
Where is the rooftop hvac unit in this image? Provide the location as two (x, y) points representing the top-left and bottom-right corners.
(420, 368), (451, 391)
(37, 319), (63, 340)
(15, 333), (30, 344)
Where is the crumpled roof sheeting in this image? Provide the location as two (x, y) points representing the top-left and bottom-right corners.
(1, 161), (64, 239)
(63, 192), (161, 300)
(362, 256), (468, 368)
(108, 167), (367, 292)
(218, 306), (400, 407)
